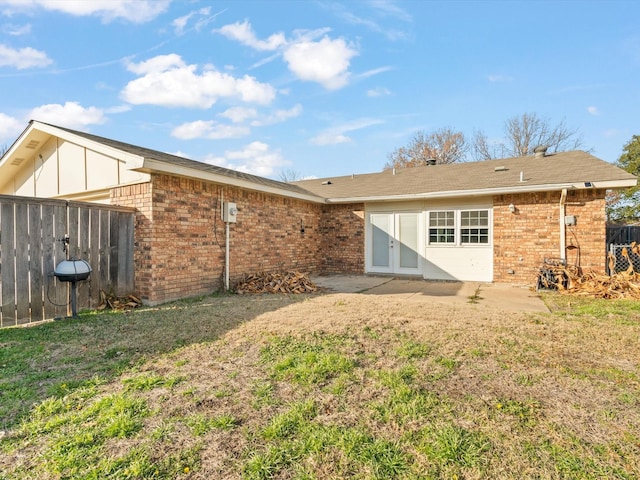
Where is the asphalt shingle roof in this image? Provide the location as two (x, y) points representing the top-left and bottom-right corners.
(41, 122), (636, 202)
(292, 151), (636, 200)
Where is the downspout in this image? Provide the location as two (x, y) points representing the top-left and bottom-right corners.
(559, 189), (567, 262)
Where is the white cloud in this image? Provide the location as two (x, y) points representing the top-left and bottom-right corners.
(105, 104), (131, 114)
(203, 141), (289, 177)
(367, 86), (391, 97)
(219, 106), (258, 123)
(122, 55), (276, 108)
(1, 0), (169, 23)
(0, 112), (23, 143)
(487, 74), (514, 82)
(1, 23), (31, 36)
(250, 104), (302, 126)
(310, 117), (383, 145)
(214, 21), (357, 90)
(356, 66), (393, 80)
(323, 2), (411, 41)
(283, 35), (358, 90)
(172, 6), (213, 35)
(126, 53), (184, 75)
(587, 106), (600, 116)
(171, 120), (249, 140)
(0, 44), (52, 69)
(29, 101), (106, 129)
(214, 20), (286, 51)
(310, 132), (351, 145)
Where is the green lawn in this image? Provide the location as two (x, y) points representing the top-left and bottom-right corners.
(1, 291), (639, 479)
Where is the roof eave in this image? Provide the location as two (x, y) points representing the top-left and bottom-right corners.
(136, 157), (326, 204)
(324, 179), (637, 203)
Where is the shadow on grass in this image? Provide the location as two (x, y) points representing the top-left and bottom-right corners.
(0, 292), (307, 429)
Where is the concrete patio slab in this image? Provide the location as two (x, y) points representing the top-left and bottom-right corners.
(310, 275), (548, 313)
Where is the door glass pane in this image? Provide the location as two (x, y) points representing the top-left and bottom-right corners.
(371, 215), (390, 267)
(398, 214), (418, 268)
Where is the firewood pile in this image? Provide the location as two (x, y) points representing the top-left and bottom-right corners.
(235, 271), (317, 294)
(543, 243), (640, 299)
(562, 269), (640, 299)
(97, 289), (143, 311)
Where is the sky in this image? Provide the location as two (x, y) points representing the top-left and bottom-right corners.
(0, 0), (639, 180)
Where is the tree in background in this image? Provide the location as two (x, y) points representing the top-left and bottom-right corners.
(279, 169), (302, 182)
(473, 112), (584, 160)
(385, 127), (467, 169)
(607, 135), (640, 223)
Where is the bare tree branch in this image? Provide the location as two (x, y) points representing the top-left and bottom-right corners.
(385, 127), (467, 169)
(472, 113), (586, 160)
(279, 169), (302, 182)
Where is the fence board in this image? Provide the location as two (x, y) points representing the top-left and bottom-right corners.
(1, 203), (16, 327)
(117, 212), (134, 295)
(75, 206), (91, 309)
(109, 212), (118, 293)
(28, 204), (44, 322)
(99, 209), (110, 293)
(53, 203), (68, 318)
(89, 209), (101, 300)
(41, 204), (57, 321)
(15, 202), (30, 324)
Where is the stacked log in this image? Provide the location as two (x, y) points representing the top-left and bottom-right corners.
(97, 290), (143, 311)
(235, 271), (317, 294)
(540, 243), (640, 299)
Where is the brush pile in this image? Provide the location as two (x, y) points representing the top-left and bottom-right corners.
(539, 243), (640, 299)
(235, 271), (317, 294)
(97, 290), (143, 311)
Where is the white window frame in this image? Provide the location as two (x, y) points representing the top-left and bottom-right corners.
(460, 209), (490, 245)
(428, 210), (455, 244)
(427, 208), (492, 247)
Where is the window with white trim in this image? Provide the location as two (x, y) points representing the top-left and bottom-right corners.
(460, 210), (489, 244)
(428, 211), (455, 244)
(427, 209), (491, 245)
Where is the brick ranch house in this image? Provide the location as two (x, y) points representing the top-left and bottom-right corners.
(1, 121), (636, 305)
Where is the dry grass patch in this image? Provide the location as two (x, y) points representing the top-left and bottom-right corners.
(1, 289), (639, 478)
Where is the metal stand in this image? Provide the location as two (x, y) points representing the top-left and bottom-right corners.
(69, 281), (79, 318)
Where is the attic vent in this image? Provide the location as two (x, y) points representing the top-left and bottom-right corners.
(10, 157), (25, 166)
(426, 158), (436, 166)
(25, 140), (39, 149)
(494, 166), (507, 172)
(534, 145), (548, 158)
(321, 180), (332, 185)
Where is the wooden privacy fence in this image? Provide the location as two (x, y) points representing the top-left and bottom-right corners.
(0, 195), (135, 327)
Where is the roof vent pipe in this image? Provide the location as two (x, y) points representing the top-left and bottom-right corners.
(520, 171), (524, 182)
(534, 145), (548, 158)
(392, 168), (396, 175)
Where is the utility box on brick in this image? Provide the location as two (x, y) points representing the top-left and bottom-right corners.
(223, 201), (238, 223)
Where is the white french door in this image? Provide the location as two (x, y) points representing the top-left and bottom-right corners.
(369, 212), (420, 274)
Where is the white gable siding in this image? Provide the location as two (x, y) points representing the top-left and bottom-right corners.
(58, 140), (86, 195)
(35, 139), (59, 197)
(0, 134), (148, 201)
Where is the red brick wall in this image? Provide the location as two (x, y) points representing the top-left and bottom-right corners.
(112, 174), (327, 304)
(320, 203), (365, 273)
(493, 189), (607, 284)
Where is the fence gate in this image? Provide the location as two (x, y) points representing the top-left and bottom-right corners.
(0, 195), (135, 327)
